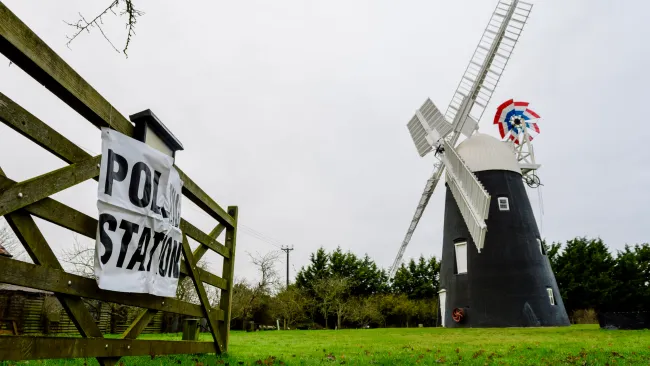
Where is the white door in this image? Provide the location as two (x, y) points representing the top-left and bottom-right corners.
(438, 289), (447, 327)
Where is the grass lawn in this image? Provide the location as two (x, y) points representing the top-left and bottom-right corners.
(1, 325), (649, 365)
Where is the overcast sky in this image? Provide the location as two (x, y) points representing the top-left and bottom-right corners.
(1, 0), (649, 285)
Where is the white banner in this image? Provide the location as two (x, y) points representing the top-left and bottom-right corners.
(95, 127), (183, 297)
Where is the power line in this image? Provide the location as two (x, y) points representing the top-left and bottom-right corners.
(156, 175), (292, 252)
(239, 226), (282, 249)
(178, 201), (273, 244)
(240, 225), (281, 246)
(239, 224), (288, 248)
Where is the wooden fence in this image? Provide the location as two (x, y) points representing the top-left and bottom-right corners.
(0, 285), (170, 336)
(0, 1), (238, 364)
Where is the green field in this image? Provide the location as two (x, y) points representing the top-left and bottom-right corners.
(2, 325), (649, 365)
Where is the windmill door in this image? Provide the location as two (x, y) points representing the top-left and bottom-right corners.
(438, 289), (447, 327)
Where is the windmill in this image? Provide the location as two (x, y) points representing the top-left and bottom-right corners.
(393, 0), (571, 327)
(390, 0), (535, 278)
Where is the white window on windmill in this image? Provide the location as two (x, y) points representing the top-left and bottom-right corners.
(497, 197), (510, 211)
(547, 287), (555, 305)
(454, 241), (468, 274)
(538, 238), (546, 255)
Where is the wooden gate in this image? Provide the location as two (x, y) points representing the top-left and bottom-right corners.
(0, 2), (237, 364)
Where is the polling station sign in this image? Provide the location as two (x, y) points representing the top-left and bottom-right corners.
(95, 127), (183, 297)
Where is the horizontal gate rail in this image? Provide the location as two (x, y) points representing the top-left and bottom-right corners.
(0, 336), (217, 361)
(0, 256), (225, 320)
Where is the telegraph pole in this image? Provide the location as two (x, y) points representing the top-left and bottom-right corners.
(280, 246), (294, 287)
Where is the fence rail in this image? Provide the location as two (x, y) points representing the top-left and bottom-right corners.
(0, 1), (237, 364)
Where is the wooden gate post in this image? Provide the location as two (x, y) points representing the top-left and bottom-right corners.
(219, 206), (238, 351)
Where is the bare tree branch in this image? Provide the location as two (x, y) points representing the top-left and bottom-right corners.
(247, 250), (281, 295)
(0, 217), (27, 261)
(60, 235), (95, 279)
(176, 258), (210, 305)
(121, 0), (143, 57)
(64, 0), (144, 57)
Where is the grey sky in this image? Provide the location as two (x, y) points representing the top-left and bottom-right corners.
(1, 0), (648, 285)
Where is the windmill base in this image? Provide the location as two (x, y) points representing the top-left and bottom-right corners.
(438, 170), (570, 328)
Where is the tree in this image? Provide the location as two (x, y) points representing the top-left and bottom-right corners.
(328, 247), (389, 296)
(351, 254), (390, 296)
(61, 235), (96, 279)
(230, 278), (259, 327)
(295, 247), (441, 328)
(248, 250), (281, 295)
(0, 221), (14, 257)
(392, 294), (418, 327)
(295, 248), (330, 295)
(312, 275), (351, 329)
(544, 240), (562, 269)
(175, 258), (213, 305)
(270, 285), (309, 329)
(295, 247), (389, 298)
(348, 296), (384, 328)
(391, 255), (440, 300)
(0, 218), (26, 261)
(552, 237), (615, 313)
(374, 293), (400, 327)
(228, 250), (282, 328)
(412, 298), (438, 327)
(608, 243), (650, 311)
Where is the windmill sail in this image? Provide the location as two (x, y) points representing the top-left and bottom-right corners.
(444, 0), (533, 129)
(389, 0), (533, 277)
(441, 141), (491, 252)
(388, 170), (440, 277)
(406, 98), (453, 157)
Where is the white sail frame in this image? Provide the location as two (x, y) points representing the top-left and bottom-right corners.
(442, 141), (491, 252)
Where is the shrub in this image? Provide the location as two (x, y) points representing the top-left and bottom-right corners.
(571, 309), (598, 324)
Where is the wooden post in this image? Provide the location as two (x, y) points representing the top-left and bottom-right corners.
(182, 319), (200, 341)
(180, 234), (224, 353)
(219, 206), (238, 351)
(120, 309), (157, 339)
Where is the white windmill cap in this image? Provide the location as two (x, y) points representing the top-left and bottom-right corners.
(455, 133), (521, 174)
